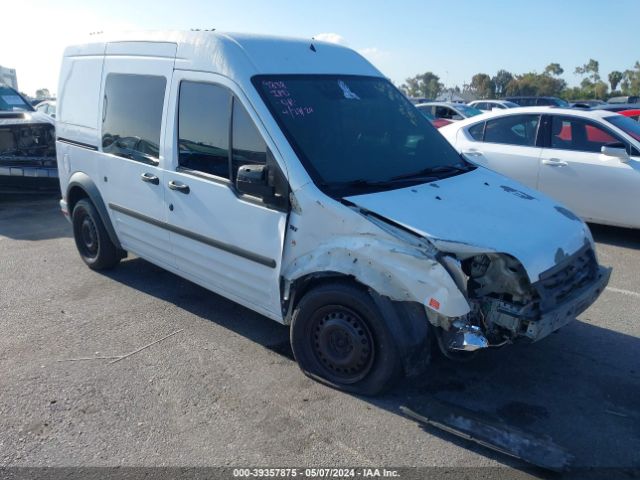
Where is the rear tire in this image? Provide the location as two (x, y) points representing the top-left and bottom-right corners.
(290, 282), (402, 396)
(72, 199), (120, 270)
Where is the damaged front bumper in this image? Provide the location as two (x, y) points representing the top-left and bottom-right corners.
(524, 265), (611, 342)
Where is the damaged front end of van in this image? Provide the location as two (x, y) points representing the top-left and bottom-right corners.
(282, 167), (611, 362)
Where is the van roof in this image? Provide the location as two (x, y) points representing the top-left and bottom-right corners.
(63, 30), (382, 80)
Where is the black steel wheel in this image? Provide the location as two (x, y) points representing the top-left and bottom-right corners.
(310, 306), (375, 384)
(72, 199), (120, 270)
(290, 282), (402, 396)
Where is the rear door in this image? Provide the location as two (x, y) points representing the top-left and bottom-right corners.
(538, 114), (640, 227)
(98, 42), (176, 268)
(162, 71), (288, 321)
(457, 114), (543, 189)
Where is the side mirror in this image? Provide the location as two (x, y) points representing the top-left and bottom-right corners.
(236, 164), (275, 198)
(601, 144), (630, 162)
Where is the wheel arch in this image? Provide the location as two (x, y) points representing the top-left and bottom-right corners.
(285, 271), (431, 378)
(66, 172), (122, 250)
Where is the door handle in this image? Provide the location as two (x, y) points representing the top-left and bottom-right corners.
(140, 172), (159, 185)
(542, 158), (568, 167)
(463, 150), (483, 156)
(168, 180), (190, 194)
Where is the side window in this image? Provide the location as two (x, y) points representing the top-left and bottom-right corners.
(484, 114), (540, 146)
(435, 106), (449, 119)
(178, 81), (231, 178)
(231, 99), (267, 182)
(102, 74), (166, 163)
(468, 122), (485, 141)
(551, 116), (620, 152)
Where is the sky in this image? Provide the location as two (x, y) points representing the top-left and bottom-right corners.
(3, 0), (639, 97)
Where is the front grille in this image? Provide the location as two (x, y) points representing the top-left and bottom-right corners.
(535, 245), (598, 310)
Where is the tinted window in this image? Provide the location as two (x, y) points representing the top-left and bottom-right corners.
(232, 99), (267, 181)
(468, 122), (485, 141)
(0, 86), (33, 112)
(435, 106), (454, 119)
(178, 82), (231, 178)
(484, 114), (540, 146)
(551, 116), (620, 152)
(456, 104), (482, 117)
(603, 114), (640, 142)
(102, 74), (166, 162)
(255, 75), (466, 193)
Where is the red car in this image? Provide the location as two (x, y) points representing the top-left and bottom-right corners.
(620, 109), (640, 121)
(418, 109), (452, 128)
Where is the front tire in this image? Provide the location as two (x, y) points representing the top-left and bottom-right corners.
(72, 199), (120, 270)
(290, 282), (402, 396)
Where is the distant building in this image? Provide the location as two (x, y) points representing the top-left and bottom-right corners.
(436, 88), (477, 103)
(0, 65), (18, 90)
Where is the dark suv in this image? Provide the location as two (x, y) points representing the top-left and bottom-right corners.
(505, 96), (569, 107)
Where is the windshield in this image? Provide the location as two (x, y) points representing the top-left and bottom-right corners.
(254, 75), (469, 194)
(456, 104), (482, 117)
(0, 87), (33, 112)
(605, 114), (640, 142)
(555, 98), (570, 107)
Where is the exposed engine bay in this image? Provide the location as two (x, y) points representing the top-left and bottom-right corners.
(434, 245), (604, 357)
(0, 118), (57, 189)
(0, 122), (56, 163)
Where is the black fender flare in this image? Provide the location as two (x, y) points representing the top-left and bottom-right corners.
(66, 172), (122, 250)
(369, 291), (432, 378)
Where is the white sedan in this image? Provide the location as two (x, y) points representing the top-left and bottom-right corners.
(439, 107), (640, 229)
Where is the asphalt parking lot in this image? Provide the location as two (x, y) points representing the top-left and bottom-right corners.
(0, 193), (639, 477)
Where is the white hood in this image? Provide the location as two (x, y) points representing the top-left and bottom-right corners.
(345, 167), (592, 281)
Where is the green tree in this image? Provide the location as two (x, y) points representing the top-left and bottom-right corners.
(469, 73), (495, 99)
(544, 63), (564, 76)
(401, 72), (443, 99)
(575, 59), (601, 82)
(35, 88), (50, 99)
(620, 62), (640, 95)
(492, 69), (513, 98)
(608, 71), (623, 92)
(574, 59), (607, 99)
(506, 72), (566, 97)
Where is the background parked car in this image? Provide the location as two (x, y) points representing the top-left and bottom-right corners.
(608, 95), (640, 104)
(34, 99), (56, 118)
(570, 99), (606, 108)
(417, 108), (452, 128)
(439, 107), (640, 229)
(468, 100), (520, 111)
(0, 86), (57, 191)
(620, 109), (640, 121)
(415, 102), (482, 121)
(505, 96), (569, 107)
(594, 103), (640, 113)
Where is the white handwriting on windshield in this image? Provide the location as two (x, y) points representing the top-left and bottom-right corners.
(263, 80), (314, 119)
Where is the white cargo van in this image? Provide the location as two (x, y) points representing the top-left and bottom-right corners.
(57, 31), (610, 395)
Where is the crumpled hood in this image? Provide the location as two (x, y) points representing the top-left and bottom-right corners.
(345, 167), (592, 281)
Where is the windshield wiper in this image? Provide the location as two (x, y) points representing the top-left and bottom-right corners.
(390, 164), (474, 181)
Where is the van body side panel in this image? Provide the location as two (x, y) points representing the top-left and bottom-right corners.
(97, 46), (176, 269)
(56, 49), (106, 198)
(162, 71), (288, 321)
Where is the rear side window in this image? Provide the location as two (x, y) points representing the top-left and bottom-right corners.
(178, 82), (231, 178)
(551, 116), (620, 152)
(232, 100), (267, 182)
(484, 114), (540, 146)
(468, 122), (485, 141)
(102, 74), (166, 162)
